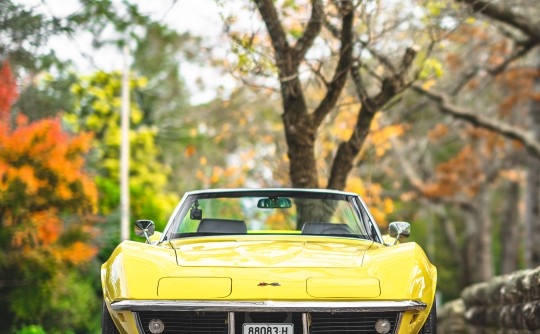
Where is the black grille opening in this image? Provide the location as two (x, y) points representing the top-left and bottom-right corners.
(135, 310), (400, 334)
(235, 312), (303, 334)
(309, 312), (399, 334)
(136, 311), (228, 334)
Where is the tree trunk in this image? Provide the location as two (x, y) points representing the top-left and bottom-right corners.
(463, 208), (480, 285)
(525, 51), (540, 268)
(436, 205), (466, 285)
(462, 194), (493, 284)
(477, 189), (494, 281)
(280, 79), (319, 228)
(501, 180), (520, 274)
(253, 0), (354, 191)
(525, 150), (540, 268)
(282, 105), (319, 189)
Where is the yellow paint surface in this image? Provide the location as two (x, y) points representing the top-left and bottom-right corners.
(158, 277), (232, 298)
(306, 277), (380, 298)
(101, 235), (436, 334)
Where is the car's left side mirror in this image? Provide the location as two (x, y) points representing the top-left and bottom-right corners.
(135, 219), (155, 244)
(388, 222), (411, 245)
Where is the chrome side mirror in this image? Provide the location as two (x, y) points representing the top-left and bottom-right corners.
(135, 220), (155, 244)
(389, 222), (410, 245)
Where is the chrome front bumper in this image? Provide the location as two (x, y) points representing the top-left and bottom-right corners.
(111, 299), (426, 312)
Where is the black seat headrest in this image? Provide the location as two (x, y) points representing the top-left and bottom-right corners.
(301, 222), (352, 235)
(197, 218), (247, 234)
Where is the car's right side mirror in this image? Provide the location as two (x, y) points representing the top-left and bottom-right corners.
(388, 221), (411, 245)
(135, 219), (155, 244)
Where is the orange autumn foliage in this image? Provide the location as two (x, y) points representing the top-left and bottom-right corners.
(497, 68), (540, 114)
(59, 241), (99, 265)
(422, 145), (483, 199)
(0, 61), (98, 266)
(428, 123), (449, 141)
(422, 126), (511, 201)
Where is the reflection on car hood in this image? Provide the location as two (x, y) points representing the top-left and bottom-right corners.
(170, 237), (374, 268)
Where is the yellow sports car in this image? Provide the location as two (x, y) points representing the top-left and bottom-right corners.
(101, 189), (437, 334)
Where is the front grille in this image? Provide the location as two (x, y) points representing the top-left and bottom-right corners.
(135, 311), (228, 334)
(309, 312), (400, 333)
(134, 311), (400, 334)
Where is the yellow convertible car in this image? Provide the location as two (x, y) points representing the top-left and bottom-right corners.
(101, 189), (437, 334)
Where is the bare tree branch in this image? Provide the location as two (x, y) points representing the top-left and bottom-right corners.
(307, 61), (330, 89)
(360, 40), (397, 73)
(414, 84), (540, 156)
(398, 46), (418, 76)
(451, 67), (480, 96)
(327, 105), (376, 190)
(449, 39), (535, 96)
(327, 47), (418, 189)
(487, 39), (536, 76)
(253, 0), (291, 73)
(389, 136), (476, 211)
(292, 0), (324, 66)
(359, 62), (384, 82)
(312, 6), (355, 128)
(457, 0), (540, 42)
(389, 136), (425, 191)
(350, 62), (369, 105)
(323, 16), (341, 38)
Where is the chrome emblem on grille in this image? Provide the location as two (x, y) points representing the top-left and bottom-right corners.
(258, 282), (281, 286)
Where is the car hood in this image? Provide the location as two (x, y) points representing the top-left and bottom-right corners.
(170, 237), (374, 268)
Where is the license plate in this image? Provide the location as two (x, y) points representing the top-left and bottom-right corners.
(243, 323), (294, 334)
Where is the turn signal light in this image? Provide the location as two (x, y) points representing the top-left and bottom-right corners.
(148, 319), (165, 334)
(375, 318), (391, 333)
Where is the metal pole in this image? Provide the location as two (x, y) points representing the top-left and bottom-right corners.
(120, 43), (130, 241)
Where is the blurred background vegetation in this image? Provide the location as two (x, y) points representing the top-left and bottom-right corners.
(1, 0), (539, 332)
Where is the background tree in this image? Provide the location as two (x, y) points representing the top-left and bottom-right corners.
(67, 71), (179, 238)
(224, 0), (440, 195)
(413, 0), (540, 268)
(222, 0), (540, 295)
(0, 0), (68, 70)
(0, 2), (193, 331)
(0, 61), (100, 333)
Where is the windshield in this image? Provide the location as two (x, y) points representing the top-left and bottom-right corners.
(167, 191), (372, 240)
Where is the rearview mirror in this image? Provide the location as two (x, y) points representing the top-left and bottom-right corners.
(135, 219), (155, 244)
(389, 222), (410, 245)
(257, 197), (292, 209)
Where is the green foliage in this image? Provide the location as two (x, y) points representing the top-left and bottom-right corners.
(16, 73), (78, 122)
(1, 1), (193, 333)
(68, 71), (178, 230)
(9, 271), (98, 334)
(425, 0), (448, 16)
(228, 33), (277, 76)
(0, 1), (68, 70)
(67, 0), (150, 48)
(15, 325), (47, 334)
(419, 58), (444, 79)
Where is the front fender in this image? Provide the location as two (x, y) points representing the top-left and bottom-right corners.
(363, 242), (437, 333)
(101, 241), (177, 303)
(101, 241), (178, 334)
